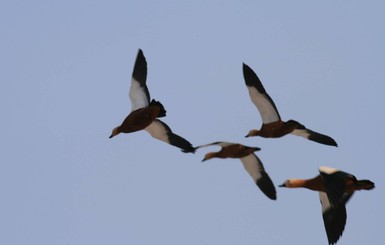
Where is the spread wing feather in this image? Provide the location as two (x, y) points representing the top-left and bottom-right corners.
(145, 119), (195, 153)
(243, 63), (281, 124)
(129, 49), (151, 111)
(240, 153), (276, 200)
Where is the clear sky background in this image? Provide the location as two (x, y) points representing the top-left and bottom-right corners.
(1, 1), (384, 244)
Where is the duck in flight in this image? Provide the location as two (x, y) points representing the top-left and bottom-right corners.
(109, 49), (195, 153)
(279, 166), (374, 245)
(242, 63), (337, 147)
(195, 141), (276, 200)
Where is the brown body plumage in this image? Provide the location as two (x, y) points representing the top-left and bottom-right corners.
(246, 120), (297, 138)
(110, 100), (165, 138)
(202, 143), (260, 161)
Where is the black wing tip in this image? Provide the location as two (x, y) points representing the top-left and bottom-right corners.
(132, 49), (148, 84)
(242, 62), (250, 70)
(256, 172), (277, 200)
(321, 136), (338, 147)
(166, 132), (196, 154)
(242, 63), (266, 93)
(323, 204), (347, 245)
(181, 147), (196, 153)
(181, 143), (196, 153)
(306, 131), (338, 147)
(314, 136), (338, 147)
(137, 49), (145, 62)
(327, 235), (343, 245)
(269, 193), (277, 200)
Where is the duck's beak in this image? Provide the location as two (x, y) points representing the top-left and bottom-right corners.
(278, 183), (286, 187)
(109, 134), (113, 138)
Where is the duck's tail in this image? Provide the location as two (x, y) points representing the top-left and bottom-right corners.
(150, 99), (166, 117)
(356, 179), (375, 190)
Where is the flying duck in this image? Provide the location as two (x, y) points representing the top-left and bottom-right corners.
(109, 49), (195, 153)
(242, 63), (338, 147)
(195, 141), (276, 200)
(279, 166), (374, 245)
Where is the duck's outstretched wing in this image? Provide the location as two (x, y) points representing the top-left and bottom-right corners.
(129, 49), (151, 111)
(320, 192), (353, 245)
(145, 119), (195, 153)
(290, 121), (338, 147)
(242, 63), (281, 124)
(240, 153), (276, 200)
(194, 141), (235, 150)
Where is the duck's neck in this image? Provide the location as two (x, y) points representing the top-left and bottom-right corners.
(288, 178), (307, 188)
(246, 129), (260, 137)
(289, 176), (325, 192)
(203, 152), (219, 161)
(112, 126), (121, 137)
(302, 176), (324, 192)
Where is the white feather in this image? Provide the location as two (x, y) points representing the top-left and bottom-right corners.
(144, 120), (169, 143)
(319, 166), (339, 175)
(240, 154), (263, 183)
(129, 77), (150, 111)
(319, 192), (331, 213)
(290, 128), (311, 138)
(248, 86), (280, 124)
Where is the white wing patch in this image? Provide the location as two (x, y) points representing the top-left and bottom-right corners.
(144, 120), (169, 144)
(240, 154), (263, 183)
(319, 166), (339, 175)
(319, 192), (331, 213)
(290, 128), (311, 138)
(129, 77), (150, 111)
(248, 86), (280, 124)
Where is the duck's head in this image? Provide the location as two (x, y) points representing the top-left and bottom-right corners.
(279, 179), (304, 188)
(245, 129), (259, 138)
(201, 152), (217, 162)
(109, 127), (121, 138)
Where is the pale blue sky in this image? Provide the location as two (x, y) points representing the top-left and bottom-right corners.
(1, 1), (384, 244)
